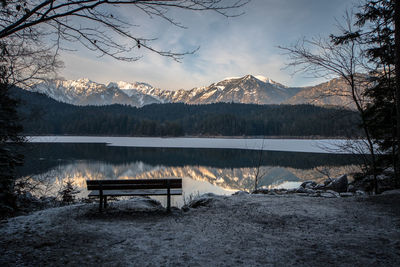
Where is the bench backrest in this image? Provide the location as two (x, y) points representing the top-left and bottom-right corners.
(86, 178), (182, 191)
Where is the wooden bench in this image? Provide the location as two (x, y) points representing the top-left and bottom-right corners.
(86, 178), (182, 212)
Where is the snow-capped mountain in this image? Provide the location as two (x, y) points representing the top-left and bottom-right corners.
(28, 75), (354, 108)
(112, 81), (153, 97)
(29, 78), (160, 107)
(127, 74), (301, 105)
(182, 75), (299, 104)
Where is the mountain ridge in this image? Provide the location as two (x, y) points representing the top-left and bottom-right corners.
(28, 75), (352, 108)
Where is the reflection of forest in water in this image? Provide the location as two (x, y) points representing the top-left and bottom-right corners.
(16, 143), (363, 196)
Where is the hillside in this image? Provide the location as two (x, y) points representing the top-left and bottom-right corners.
(286, 78), (353, 107)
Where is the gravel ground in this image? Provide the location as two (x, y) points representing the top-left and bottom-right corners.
(1, 193), (400, 266)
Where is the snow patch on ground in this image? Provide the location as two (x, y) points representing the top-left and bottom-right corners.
(27, 136), (364, 154)
(1, 194), (399, 266)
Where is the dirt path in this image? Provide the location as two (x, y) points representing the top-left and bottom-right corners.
(1, 194), (400, 266)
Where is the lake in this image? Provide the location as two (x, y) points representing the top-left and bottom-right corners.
(17, 137), (364, 207)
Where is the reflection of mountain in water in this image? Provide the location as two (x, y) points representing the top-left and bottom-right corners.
(22, 160), (359, 197)
(17, 143), (363, 178)
(131, 165), (302, 190)
(15, 142), (363, 200)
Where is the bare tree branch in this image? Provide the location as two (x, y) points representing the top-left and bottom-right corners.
(0, 0), (248, 85)
(279, 10), (380, 193)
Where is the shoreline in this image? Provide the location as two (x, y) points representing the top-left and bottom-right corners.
(25, 136), (364, 154)
(24, 134), (357, 140)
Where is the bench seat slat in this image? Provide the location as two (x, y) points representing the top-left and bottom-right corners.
(87, 179), (182, 185)
(87, 184), (182, 190)
(88, 189), (183, 197)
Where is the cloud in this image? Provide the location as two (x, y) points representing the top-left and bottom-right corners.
(59, 0), (357, 90)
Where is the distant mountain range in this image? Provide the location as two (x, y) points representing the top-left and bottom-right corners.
(28, 75), (353, 108)
(29, 79), (160, 107)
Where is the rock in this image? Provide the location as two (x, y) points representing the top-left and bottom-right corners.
(314, 184), (325, 190)
(305, 188), (316, 194)
(252, 189), (269, 194)
(143, 198), (162, 207)
(326, 190), (340, 198)
(296, 187), (307, 193)
(325, 175), (348, 193)
(320, 192), (337, 198)
(233, 191), (249, 196)
(300, 181), (317, 189)
(377, 174), (391, 181)
(339, 192), (354, 197)
(274, 189), (289, 195)
(188, 197), (214, 209)
(376, 174), (397, 192)
(269, 189), (278, 194)
(170, 207), (180, 212)
(347, 184), (356, 193)
(277, 189), (287, 193)
(306, 184), (317, 189)
(181, 206), (190, 212)
(296, 193), (309, 196)
(351, 175), (374, 192)
(380, 189), (400, 195)
(355, 190), (366, 196)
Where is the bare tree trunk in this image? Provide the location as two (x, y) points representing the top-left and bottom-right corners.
(395, 0), (400, 186)
(254, 138), (266, 192)
(386, 64), (398, 185)
(349, 76), (378, 193)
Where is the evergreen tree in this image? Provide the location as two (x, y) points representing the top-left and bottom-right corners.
(351, 0), (399, 184)
(0, 80), (24, 216)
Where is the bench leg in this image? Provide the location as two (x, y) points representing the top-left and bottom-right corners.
(167, 189), (171, 213)
(104, 196), (107, 209)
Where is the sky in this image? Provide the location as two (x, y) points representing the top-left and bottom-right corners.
(60, 0), (358, 90)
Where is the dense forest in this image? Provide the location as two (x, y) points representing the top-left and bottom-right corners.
(12, 87), (361, 137)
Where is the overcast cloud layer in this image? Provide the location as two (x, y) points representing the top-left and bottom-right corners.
(60, 0), (357, 90)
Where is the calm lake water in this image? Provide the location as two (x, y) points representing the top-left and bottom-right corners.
(17, 137), (364, 207)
